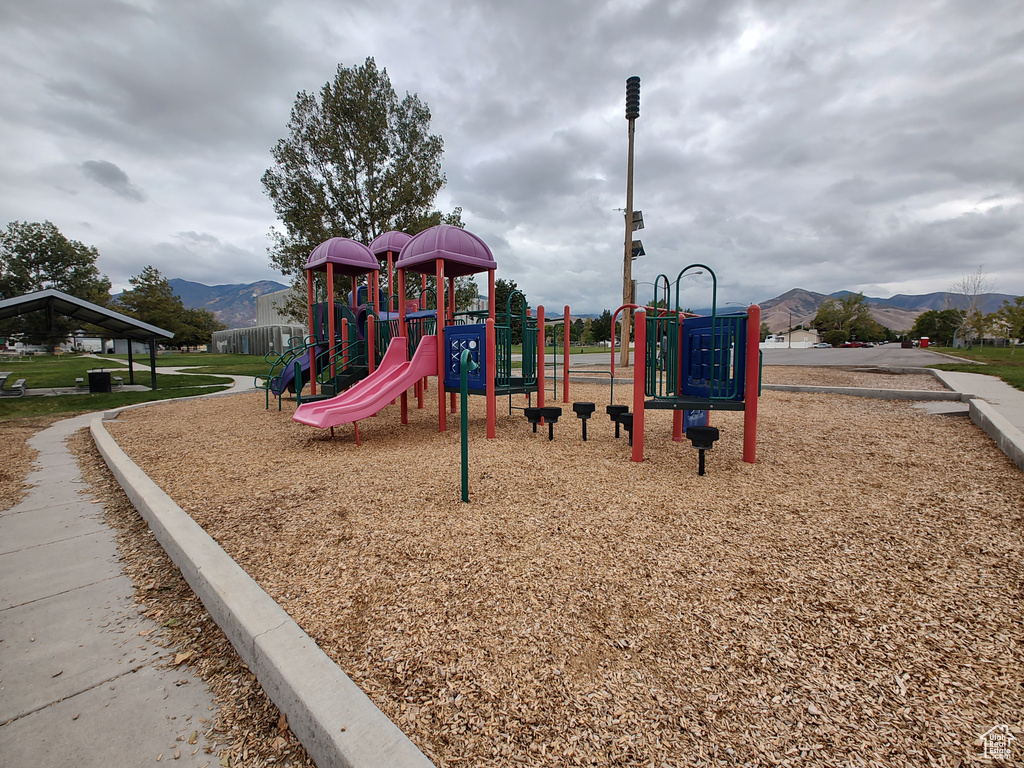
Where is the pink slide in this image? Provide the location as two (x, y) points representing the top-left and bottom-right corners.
(292, 335), (438, 429)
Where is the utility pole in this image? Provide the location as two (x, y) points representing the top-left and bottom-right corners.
(619, 76), (640, 369)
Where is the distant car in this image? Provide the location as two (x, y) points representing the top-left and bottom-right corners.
(862, 342), (875, 348)
(840, 341), (865, 348)
(813, 342), (831, 348)
(901, 340), (914, 348)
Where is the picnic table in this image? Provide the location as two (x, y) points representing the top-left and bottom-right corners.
(0, 371), (27, 397)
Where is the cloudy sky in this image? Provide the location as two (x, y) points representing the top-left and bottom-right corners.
(1, 0), (1022, 313)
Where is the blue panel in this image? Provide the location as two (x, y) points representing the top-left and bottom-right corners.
(679, 315), (747, 400)
(444, 324), (487, 390)
(684, 409), (709, 430)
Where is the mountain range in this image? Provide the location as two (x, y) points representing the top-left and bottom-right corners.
(161, 278), (1016, 334)
(168, 278), (288, 329)
(752, 289), (1017, 333)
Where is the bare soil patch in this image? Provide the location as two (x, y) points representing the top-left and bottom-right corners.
(0, 416), (60, 509)
(102, 373), (1023, 767)
(762, 366), (948, 391)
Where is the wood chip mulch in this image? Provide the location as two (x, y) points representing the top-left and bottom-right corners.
(95, 368), (1024, 767)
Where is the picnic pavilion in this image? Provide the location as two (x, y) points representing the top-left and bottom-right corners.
(0, 289), (174, 390)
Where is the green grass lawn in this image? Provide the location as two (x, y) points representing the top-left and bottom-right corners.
(927, 345), (1024, 393)
(99, 352), (273, 377)
(0, 353), (238, 420)
(510, 344), (613, 356)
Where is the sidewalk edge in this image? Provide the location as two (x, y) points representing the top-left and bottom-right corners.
(966, 398), (1024, 472)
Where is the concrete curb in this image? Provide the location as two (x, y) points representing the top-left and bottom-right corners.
(761, 384), (962, 401)
(966, 398), (1024, 472)
(89, 417), (434, 768)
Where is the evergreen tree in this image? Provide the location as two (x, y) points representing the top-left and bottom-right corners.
(115, 266), (185, 336)
(591, 309), (613, 343)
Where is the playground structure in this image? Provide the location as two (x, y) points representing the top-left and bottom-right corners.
(285, 225), (564, 438)
(610, 263), (761, 465)
(266, 228), (760, 468)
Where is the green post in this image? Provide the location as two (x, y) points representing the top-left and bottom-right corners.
(460, 349), (479, 503)
(293, 359), (302, 408)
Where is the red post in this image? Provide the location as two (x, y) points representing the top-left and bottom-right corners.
(486, 317), (496, 438)
(563, 305), (570, 403)
(488, 271), (495, 322)
(306, 270), (316, 396)
(448, 275), (457, 415)
(537, 305), (545, 410)
(632, 309), (646, 462)
(326, 263), (336, 381)
(672, 411), (683, 442)
(486, 270), (496, 435)
(436, 260), (446, 432)
(743, 304), (760, 464)
(305, 269), (314, 340)
(399, 270), (408, 424)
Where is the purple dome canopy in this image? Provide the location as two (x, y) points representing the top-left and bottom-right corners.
(396, 225), (497, 277)
(368, 230), (412, 258)
(305, 238), (378, 276)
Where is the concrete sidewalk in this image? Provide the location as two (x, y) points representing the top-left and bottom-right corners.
(0, 413), (218, 767)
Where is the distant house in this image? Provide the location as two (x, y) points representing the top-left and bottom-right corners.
(761, 329), (820, 349)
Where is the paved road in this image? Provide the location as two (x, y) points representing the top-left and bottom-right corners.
(760, 345), (961, 367)
(560, 345), (962, 369)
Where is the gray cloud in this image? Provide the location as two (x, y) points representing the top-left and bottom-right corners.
(0, 0), (1021, 312)
(81, 160), (145, 202)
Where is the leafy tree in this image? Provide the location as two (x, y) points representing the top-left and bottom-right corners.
(581, 318), (595, 345)
(760, 322), (770, 342)
(910, 309), (961, 346)
(494, 277), (528, 344)
(591, 310), (613, 344)
(263, 57), (454, 282)
(947, 266), (990, 345)
(176, 307), (226, 350)
(823, 329), (849, 347)
(994, 296), (1024, 355)
(571, 318), (585, 345)
(812, 293), (882, 342)
(0, 220), (112, 346)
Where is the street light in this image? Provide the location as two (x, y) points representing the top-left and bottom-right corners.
(620, 75), (641, 368)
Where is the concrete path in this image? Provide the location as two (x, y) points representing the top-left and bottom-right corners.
(0, 413), (218, 767)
